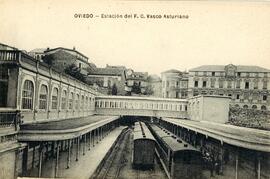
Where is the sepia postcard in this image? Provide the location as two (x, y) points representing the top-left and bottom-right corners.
(0, 0), (270, 179)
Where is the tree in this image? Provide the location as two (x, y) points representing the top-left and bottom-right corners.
(143, 85), (154, 96)
(131, 83), (141, 94)
(111, 83), (118, 95)
(64, 64), (86, 83)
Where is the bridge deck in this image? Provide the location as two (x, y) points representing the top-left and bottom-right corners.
(163, 118), (270, 152)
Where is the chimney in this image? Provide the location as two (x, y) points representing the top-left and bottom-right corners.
(46, 47), (50, 51)
(73, 46), (76, 50)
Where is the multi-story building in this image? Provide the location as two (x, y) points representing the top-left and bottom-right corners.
(87, 65), (127, 95)
(41, 47), (95, 75)
(161, 69), (188, 99)
(146, 75), (162, 97)
(28, 48), (46, 61)
(125, 70), (148, 95)
(188, 64), (270, 110)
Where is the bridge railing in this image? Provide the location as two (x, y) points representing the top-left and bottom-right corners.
(95, 96), (189, 118)
(95, 96), (188, 112)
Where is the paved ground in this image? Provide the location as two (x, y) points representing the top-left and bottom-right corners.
(27, 126), (126, 179)
(20, 115), (117, 130)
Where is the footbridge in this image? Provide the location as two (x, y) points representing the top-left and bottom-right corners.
(94, 96), (189, 119)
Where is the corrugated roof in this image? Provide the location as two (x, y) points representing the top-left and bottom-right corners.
(189, 65), (270, 72)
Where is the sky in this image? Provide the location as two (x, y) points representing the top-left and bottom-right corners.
(1, 0), (270, 75)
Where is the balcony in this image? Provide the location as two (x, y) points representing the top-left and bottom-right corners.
(0, 108), (20, 130)
(0, 50), (20, 63)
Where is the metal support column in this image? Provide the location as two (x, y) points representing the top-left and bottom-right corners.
(235, 149), (238, 179)
(88, 132), (91, 150)
(83, 135), (86, 155)
(257, 153), (261, 179)
(97, 128), (99, 143)
(54, 141), (60, 178)
(32, 146), (35, 169)
(22, 146), (28, 176)
(93, 130), (95, 147)
(38, 143), (44, 178)
(66, 139), (71, 169)
(51, 141), (55, 158)
(76, 137), (80, 161)
(220, 144), (224, 175)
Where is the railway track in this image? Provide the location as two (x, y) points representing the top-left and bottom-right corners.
(135, 158), (162, 179)
(93, 128), (130, 179)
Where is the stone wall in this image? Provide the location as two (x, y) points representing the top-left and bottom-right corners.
(229, 107), (270, 130)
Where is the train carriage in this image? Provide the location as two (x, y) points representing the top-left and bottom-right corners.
(149, 124), (203, 179)
(132, 122), (156, 169)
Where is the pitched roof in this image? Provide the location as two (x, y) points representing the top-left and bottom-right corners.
(44, 47), (88, 60)
(126, 71), (148, 80)
(189, 65), (270, 73)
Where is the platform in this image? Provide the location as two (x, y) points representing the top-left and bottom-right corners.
(162, 118), (270, 152)
(18, 115), (120, 141)
(25, 126), (126, 179)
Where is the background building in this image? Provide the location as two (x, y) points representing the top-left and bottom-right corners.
(42, 47), (96, 75)
(28, 48), (46, 61)
(188, 64), (270, 110)
(125, 70), (148, 95)
(146, 75), (162, 97)
(161, 69), (188, 99)
(87, 65), (127, 95)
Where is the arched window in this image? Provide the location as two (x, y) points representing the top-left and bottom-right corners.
(69, 92), (73, 110)
(61, 90), (67, 110)
(261, 105), (267, 111)
(39, 85), (48, 110)
(81, 95), (84, 110)
(75, 94), (79, 109)
(85, 96), (88, 109)
(22, 80), (34, 109)
(89, 97), (92, 108)
(243, 105), (248, 109)
(51, 88), (58, 110)
(252, 105), (257, 110)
